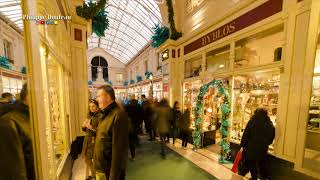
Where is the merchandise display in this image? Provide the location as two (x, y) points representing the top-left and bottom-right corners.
(231, 71), (279, 149)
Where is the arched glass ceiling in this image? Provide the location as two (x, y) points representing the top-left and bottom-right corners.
(87, 0), (162, 64)
(0, 0), (23, 30)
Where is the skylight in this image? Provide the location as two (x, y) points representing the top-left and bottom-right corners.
(87, 0), (162, 64)
(0, 0), (23, 30)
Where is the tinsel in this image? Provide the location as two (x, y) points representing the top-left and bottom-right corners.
(76, 0), (109, 37)
(192, 79), (231, 164)
(151, 24), (169, 48)
(166, 0), (182, 40)
(21, 66), (27, 74)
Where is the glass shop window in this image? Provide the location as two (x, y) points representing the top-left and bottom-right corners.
(234, 27), (284, 68)
(206, 45), (230, 73)
(185, 56), (202, 78)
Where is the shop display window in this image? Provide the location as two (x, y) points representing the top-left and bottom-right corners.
(231, 70), (280, 147)
(183, 80), (202, 122)
(234, 27), (284, 68)
(206, 45), (230, 73)
(185, 56), (202, 78)
(1, 76), (24, 95)
(304, 43), (320, 172)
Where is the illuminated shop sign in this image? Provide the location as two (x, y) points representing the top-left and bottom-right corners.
(184, 0), (283, 55)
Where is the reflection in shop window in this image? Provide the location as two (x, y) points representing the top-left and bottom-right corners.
(231, 70), (280, 149)
(185, 56), (202, 78)
(206, 45), (230, 73)
(235, 27), (284, 68)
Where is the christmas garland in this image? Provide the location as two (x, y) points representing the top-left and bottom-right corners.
(151, 24), (169, 48)
(0, 56), (11, 69)
(76, 0), (109, 37)
(123, 80), (128, 86)
(193, 80), (231, 164)
(21, 66), (27, 74)
(145, 71), (153, 79)
(166, 0), (182, 40)
(130, 79), (135, 84)
(106, 80), (112, 85)
(136, 75), (142, 82)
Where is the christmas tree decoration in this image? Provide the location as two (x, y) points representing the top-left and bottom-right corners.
(136, 75), (142, 82)
(130, 79), (135, 84)
(192, 79), (231, 164)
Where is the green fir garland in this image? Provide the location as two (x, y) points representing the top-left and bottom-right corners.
(151, 24), (170, 48)
(145, 71), (153, 79)
(193, 80), (231, 164)
(76, 0), (109, 37)
(21, 66), (27, 74)
(0, 56), (11, 69)
(123, 80), (129, 86)
(166, 0), (182, 40)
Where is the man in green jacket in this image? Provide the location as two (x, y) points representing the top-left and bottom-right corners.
(0, 84), (35, 180)
(94, 85), (129, 180)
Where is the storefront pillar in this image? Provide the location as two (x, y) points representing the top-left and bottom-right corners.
(70, 15), (90, 137)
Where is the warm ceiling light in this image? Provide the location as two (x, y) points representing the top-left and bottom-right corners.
(219, 64), (225, 68)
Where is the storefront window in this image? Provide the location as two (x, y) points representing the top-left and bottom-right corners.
(1, 76), (24, 95)
(234, 27), (284, 68)
(206, 45), (230, 73)
(231, 70), (280, 146)
(185, 56), (202, 78)
(304, 42), (320, 172)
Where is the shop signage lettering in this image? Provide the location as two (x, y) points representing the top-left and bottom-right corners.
(184, 0), (283, 55)
(201, 21), (236, 46)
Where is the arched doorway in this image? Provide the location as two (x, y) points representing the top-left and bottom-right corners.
(91, 56), (108, 82)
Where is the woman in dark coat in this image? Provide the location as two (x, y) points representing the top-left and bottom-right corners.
(239, 108), (275, 180)
(82, 99), (100, 180)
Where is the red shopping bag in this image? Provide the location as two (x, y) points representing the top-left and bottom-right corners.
(231, 150), (243, 173)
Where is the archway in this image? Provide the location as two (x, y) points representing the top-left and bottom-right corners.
(193, 79), (231, 164)
(91, 56), (108, 82)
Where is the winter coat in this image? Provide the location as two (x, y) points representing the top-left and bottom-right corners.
(82, 111), (100, 161)
(172, 108), (181, 129)
(126, 99), (141, 133)
(0, 101), (35, 180)
(240, 114), (275, 160)
(179, 109), (191, 132)
(94, 102), (129, 180)
(155, 105), (173, 134)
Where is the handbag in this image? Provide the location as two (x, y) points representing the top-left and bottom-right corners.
(231, 149), (243, 173)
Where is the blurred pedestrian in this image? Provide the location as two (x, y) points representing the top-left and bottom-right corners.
(171, 101), (181, 144)
(179, 107), (191, 148)
(238, 108), (275, 180)
(0, 84), (35, 180)
(155, 99), (173, 158)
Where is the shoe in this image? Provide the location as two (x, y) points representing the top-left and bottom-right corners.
(130, 157), (136, 161)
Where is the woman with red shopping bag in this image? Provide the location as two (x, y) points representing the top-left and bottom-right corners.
(231, 148), (243, 173)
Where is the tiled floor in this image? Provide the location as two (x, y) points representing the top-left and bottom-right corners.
(71, 137), (244, 180)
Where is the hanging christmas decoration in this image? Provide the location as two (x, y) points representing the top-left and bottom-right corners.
(130, 79), (135, 84)
(145, 71), (153, 79)
(166, 0), (182, 40)
(151, 24), (170, 48)
(123, 80), (128, 86)
(76, 0), (109, 37)
(0, 56), (11, 69)
(21, 66), (27, 74)
(192, 79), (231, 164)
(136, 75), (142, 82)
(88, 80), (93, 85)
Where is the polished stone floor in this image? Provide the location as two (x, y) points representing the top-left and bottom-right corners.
(72, 136), (243, 180)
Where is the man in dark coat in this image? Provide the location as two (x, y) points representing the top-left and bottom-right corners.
(126, 95), (140, 160)
(94, 85), (129, 180)
(0, 84), (35, 180)
(239, 108), (275, 180)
